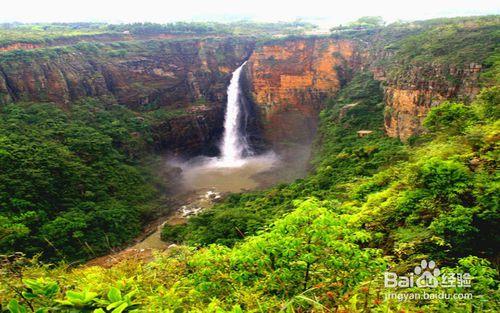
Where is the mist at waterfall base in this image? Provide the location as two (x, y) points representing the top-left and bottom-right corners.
(167, 62), (308, 193)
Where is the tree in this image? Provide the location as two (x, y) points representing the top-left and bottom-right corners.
(423, 101), (476, 135)
(188, 199), (386, 307)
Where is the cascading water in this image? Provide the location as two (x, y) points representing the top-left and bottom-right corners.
(218, 61), (249, 167)
(170, 61), (282, 192)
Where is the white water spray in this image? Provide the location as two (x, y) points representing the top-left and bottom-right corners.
(219, 61), (249, 166)
(169, 62), (282, 191)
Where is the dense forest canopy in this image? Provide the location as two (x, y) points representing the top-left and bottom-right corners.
(0, 21), (315, 46)
(0, 99), (163, 261)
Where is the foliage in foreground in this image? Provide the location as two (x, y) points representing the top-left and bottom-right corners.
(1, 202), (497, 312)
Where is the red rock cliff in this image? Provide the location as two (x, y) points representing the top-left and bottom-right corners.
(373, 63), (482, 140)
(247, 38), (361, 143)
(0, 38), (254, 107)
(0, 33), (489, 149)
(247, 36), (485, 143)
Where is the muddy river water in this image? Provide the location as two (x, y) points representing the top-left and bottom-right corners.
(87, 146), (310, 267)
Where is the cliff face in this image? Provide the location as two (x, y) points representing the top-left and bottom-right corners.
(373, 64), (483, 140)
(0, 38), (254, 107)
(245, 18), (493, 143)
(151, 105), (225, 155)
(0, 27), (491, 150)
(0, 38), (254, 154)
(0, 43), (43, 52)
(246, 38), (361, 143)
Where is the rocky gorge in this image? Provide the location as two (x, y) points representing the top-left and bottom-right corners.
(0, 20), (496, 153)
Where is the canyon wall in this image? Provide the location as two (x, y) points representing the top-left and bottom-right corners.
(247, 16), (497, 144)
(150, 105), (225, 155)
(0, 29), (490, 151)
(0, 38), (254, 107)
(0, 38), (255, 154)
(246, 36), (486, 143)
(246, 38), (362, 144)
(372, 63), (483, 140)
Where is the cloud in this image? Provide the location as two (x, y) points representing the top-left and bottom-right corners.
(1, 0), (498, 24)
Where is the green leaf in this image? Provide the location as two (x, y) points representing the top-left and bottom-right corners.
(44, 283), (59, 297)
(66, 290), (85, 301)
(107, 301), (125, 311)
(54, 300), (73, 306)
(7, 300), (27, 313)
(57, 290), (98, 306)
(123, 290), (136, 301)
(22, 278), (41, 291)
(84, 291), (98, 302)
(112, 303), (128, 313)
(21, 292), (37, 300)
(107, 287), (122, 302)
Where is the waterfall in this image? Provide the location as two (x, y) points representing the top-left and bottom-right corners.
(174, 61), (279, 189)
(219, 61), (249, 166)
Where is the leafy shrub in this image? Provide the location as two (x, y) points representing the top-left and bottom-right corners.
(423, 102), (476, 134)
(416, 158), (471, 201)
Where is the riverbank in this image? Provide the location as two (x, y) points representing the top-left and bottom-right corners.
(86, 144), (311, 268)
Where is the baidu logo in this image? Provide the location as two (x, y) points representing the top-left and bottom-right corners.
(414, 259), (440, 288)
(384, 259), (471, 289)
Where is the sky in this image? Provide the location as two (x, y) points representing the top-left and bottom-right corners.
(1, 0), (498, 25)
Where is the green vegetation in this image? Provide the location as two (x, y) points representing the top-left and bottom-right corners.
(386, 17), (499, 66)
(108, 21), (315, 36)
(2, 66), (497, 311)
(0, 23), (109, 47)
(0, 94), (207, 263)
(0, 99), (162, 262)
(0, 21), (315, 49)
(329, 16), (499, 85)
(373, 16), (499, 82)
(330, 16), (385, 31)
